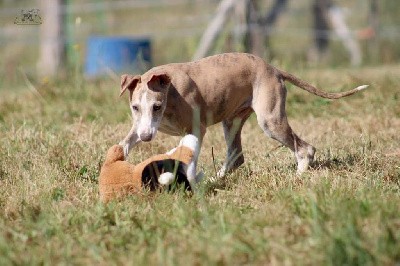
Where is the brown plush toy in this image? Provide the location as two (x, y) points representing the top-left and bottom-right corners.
(99, 134), (202, 203)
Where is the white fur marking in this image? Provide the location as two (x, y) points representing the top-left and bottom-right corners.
(158, 172), (175, 185)
(179, 134), (198, 151)
(356, 85), (369, 91)
(137, 91), (153, 139)
(166, 147), (177, 155)
(136, 91), (163, 140)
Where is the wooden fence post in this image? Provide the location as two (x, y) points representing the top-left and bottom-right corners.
(37, 0), (65, 77)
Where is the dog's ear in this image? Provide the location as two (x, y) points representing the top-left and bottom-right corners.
(147, 73), (171, 91)
(120, 74), (141, 97)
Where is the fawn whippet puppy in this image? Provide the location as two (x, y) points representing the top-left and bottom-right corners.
(119, 53), (367, 180)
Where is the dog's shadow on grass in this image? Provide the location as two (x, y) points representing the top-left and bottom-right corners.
(201, 166), (253, 196)
(310, 152), (362, 171)
(201, 153), (364, 195)
(202, 175), (233, 196)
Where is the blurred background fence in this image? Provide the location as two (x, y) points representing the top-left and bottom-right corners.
(0, 0), (399, 86)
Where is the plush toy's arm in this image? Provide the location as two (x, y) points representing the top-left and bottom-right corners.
(168, 146), (194, 165)
(103, 145), (125, 165)
(132, 134), (201, 191)
(134, 154), (187, 188)
(99, 145), (142, 203)
(133, 154), (173, 176)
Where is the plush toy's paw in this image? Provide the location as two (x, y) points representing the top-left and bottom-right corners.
(104, 145), (125, 165)
(158, 172), (175, 186)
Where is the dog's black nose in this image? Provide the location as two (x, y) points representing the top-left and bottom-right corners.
(140, 133), (153, 142)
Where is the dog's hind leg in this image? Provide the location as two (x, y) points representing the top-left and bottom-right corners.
(218, 109), (252, 177)
(252, 80), (315, 174)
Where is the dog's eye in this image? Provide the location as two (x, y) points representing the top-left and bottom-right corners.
(153, 105), (162, 112)
(132, 105), (139, 112)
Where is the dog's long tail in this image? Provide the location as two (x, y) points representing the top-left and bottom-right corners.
(278, 69), (368, 99)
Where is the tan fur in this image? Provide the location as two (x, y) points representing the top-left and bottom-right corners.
(119, 52), (367, 175)
(99, 145), (194, 203)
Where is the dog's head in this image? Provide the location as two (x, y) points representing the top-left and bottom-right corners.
(120, 73), (171, 142)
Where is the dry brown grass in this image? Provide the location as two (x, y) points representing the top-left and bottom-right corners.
(0, 65), (399, 265)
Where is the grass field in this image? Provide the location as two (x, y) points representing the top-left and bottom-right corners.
(0, 64), (399, 265)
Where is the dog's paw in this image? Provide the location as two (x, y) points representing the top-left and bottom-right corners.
(118, 141), (130, 160)
(296, 159), (310, 175)
(216, 166), (227, 178)
(296, 146), (315, 175)
(185, 171), (204, 191)
(195, 171), (204, 183)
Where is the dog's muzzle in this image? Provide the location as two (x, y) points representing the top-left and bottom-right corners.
(139, 132), (153, 142)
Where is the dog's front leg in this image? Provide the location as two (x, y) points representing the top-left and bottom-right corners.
(187, 124), (206, 185)
(118, 125), (141, 160)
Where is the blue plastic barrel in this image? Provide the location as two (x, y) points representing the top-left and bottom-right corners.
(85, 36), (151, 78)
